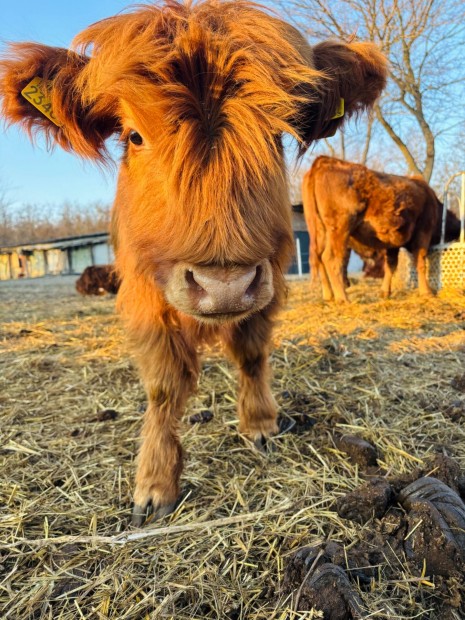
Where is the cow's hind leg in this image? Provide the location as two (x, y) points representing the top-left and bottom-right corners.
(223, 311), (278, 451)
(321, 232), (350, 302)
(131, 328), (199, 526)
(310, 240), (333, 301)
(318, 261), (334, 301)
(380, 248), (399, 298)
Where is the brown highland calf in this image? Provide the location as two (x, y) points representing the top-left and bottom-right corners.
(303, 156), (460, 302)
(76, 265), (120, 296)
(0, 1), (386, 524)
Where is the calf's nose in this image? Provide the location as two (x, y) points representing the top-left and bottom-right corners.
(185, 264), (262, 314)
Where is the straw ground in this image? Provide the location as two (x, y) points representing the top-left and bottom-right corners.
(1, 275), (465, 618)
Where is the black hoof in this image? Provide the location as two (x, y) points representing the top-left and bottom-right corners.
(253, 435), (273, 453)
(131, 503), (151, 527)
(131, 498), (178, 527)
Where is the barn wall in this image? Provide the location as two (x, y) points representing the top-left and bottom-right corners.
(0, 254), (12, 280)
(69, 246), (93, 274)
(26, 251), (46, 278)
(0, 234), (113, 280)
(93, 242), (114, 265)
(9, 253), (23, 279)
(46, 249), (69, 275)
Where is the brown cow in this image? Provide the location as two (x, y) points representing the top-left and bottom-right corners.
(303, 156), (458, 301)
(75, 265), (120, 296)
(0, 1), (386, 525)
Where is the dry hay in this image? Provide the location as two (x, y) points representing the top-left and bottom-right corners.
(1, 275), (465, 619)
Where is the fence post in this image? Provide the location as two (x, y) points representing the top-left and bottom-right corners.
(296, 236), (302, 276)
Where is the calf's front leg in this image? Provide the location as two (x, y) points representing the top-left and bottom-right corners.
(413, 246), (433, 296)
(223, 311), (279, 451)
(131, 327), (199, 526)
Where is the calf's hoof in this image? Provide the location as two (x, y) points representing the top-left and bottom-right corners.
(131, 497), (179, 527)
(251, 416), (296, 454)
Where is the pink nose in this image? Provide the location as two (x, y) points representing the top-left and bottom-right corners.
(185, 264), (262, 314)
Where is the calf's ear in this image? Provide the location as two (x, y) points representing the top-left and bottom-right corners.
(0, 43), (118, 159)
(296, 40), (387, 147)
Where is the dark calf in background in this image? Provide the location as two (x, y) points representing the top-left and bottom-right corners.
(75, 265), (120, 296)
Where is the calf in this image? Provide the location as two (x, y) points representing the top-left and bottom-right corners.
(1, 1), (386, 524)
(303, 156), (458, 301)
(75, 265), (120, 296)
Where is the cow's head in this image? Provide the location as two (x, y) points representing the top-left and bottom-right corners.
(0, 1), (387, 323)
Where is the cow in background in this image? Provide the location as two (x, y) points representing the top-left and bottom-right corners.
(1, 1), (386, 524)
(303, 156), (460, 301)
(75, 265), (120, 296)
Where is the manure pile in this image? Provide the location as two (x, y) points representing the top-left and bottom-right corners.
(2, 275), (465, 619)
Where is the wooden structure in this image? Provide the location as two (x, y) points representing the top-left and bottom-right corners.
(0, 232), (113, 280)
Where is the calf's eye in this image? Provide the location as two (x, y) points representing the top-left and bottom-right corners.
(129, 131), (143, 146)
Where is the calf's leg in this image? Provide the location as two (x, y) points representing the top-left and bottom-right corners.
(131, 327), (199, 526)
(412, 246), (433, 296)
(223, 311), (278, 451)
(408, 227), (434, 296)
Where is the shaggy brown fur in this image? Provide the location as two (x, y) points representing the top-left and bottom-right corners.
(0, 1), (386, 525)
(75, 265), (120, 296)
(303, 156), (460, 301)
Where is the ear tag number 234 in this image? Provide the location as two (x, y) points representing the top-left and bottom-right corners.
(21, 77), (59, 126)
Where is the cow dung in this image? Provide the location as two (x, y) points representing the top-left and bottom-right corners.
(334, 434), (379, 468)
(188, 409), (214, 424)
(283, 455), (465, 617)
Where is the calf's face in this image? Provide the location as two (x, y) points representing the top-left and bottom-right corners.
(0, 2), (387, 323)
(114, 92), (291, 322)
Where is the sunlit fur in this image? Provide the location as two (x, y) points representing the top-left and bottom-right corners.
(0, 1), (387, 521)
(303, 156), (460, 302)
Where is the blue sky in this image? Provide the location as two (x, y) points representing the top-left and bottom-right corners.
(1, 1), (134, 211)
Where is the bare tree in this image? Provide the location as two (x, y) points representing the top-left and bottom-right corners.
(0, 200), (111, 246)
(0, 191), (14, 246)
(279, 0), (465, 182)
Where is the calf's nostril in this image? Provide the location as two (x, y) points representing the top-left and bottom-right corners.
(185, 269), (204, 293)
(245, 265), (262, 297)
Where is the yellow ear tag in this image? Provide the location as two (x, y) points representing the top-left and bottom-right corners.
(21, 77), (59, 126)
(331, 98), (345, 120)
